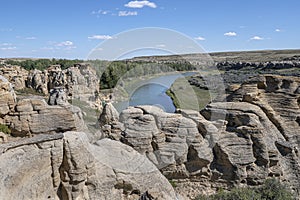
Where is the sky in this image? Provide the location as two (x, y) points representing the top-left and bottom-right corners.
(0, 0), (300, 59)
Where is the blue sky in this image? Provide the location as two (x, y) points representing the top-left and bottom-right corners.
(0, 0), (299, 59)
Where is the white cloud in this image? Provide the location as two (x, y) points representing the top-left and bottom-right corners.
(125, 1), (157, 8)
(88, 35), (113, 40)
(92, 10), (110, 15)
(54, 41), (76, 50)
(250, 36), (264, 40)
(41, 47), (55, 50)
(119, 11), (138, 16)
(25, 37), (37, 40)
(0, 46), (16, 50)
(0, 43), (16, 50)
(156, 44), (166, 48)
(275, 29), (281, 32)
(1, 43), (12, 46)
(195, 36), (206, 41)
(56, 41), (74, 47)
(224, 32), (237, 36)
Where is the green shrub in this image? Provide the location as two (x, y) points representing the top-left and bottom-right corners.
(259, 178), (294, 200)
(0, 124), (11, 135)
(169, 180), (177, 188)
(195, 178), (294, 200)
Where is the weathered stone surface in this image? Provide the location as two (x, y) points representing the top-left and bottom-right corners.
(0, 132), (7, 143)
(2, 97), (87, 137)
(99, 103), (119, 126)
(0, 76), (16, 116)
(0, 131), (178, 200)
(26, 64), (100, 108)
(100, 75), (300, 198)
(48, 87), (68, 106)
(0, 65), (28, 90)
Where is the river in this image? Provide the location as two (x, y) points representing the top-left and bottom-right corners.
(113, 72), (195, 113)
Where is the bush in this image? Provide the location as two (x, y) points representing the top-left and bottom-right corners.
(0, 124), (11, 135)
(169, 180), (177, 188)
(195, 178), (295, 200)
(259, 178), (294, 200)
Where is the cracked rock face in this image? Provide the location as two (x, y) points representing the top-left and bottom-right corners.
(26, 64), (100, 103)
(0, 132), (178, 200)
(101, 75), (300, 199)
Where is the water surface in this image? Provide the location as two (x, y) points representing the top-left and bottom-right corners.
(113, 72), (195, 113)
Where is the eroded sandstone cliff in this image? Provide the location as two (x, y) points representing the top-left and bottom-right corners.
(100, 74), (300, 199)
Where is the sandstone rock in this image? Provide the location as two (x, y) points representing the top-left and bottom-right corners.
(4, 98), (87, 137)
(0, 76), (16, 116)
(25, 63), (101, 109)
(48, 87), (68, 106)
(99, 103), (119, 126)
(0, 132), (7, 143)
(0, 65), (28, 90)
(101, 75), (300, 198)
(0, 131), (178, 200)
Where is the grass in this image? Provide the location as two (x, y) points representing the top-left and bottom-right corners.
(166, 76), (214, 111)
(16, 87), (46, 97)
(70, 99), (100, 133)
(0, 124), (11, 135)
(195, 178), (295, 200)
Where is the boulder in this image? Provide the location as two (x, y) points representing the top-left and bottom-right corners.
(0, 132), (7, 143)
(0, 131), (178, 200)
(0, 65), (28, 90)
(0, 76), (16, 116)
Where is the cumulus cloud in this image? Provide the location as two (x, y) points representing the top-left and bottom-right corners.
(275, 29), (281, 32)
(88, 35), (113, 40)
(195, 36), (206, 41)
(119, 11), (138, 16)
(125, 1), (157, 8)
(250, 36), (264, 40)
(224, 32), (237, 36)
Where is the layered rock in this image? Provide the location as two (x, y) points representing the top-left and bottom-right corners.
(26, 64), (100, 103)
(0, 77), (87, 138)
(0, 76), (16, 119)
(101, 74), (300, 199)
(0, 131), (178, 200)
(0, 65), (28, 90)
(0, 63), (101, 109)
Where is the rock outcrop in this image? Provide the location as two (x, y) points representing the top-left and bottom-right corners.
(26, 64), (100, 103)
(0, 77), (87, 138)
(3, 98), (85, 137)
(101, 74), (300, 199)
(0, 65), (28, 90)
(0, 131), (178, 200)
(0, 63), (101, 109)
(0, 76), (16, 119)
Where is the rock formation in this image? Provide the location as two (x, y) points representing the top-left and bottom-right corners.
(0, 63), (101, 109)
(0, 76), (87, 138)
(1, 63), (300, 199)
(0, 131), (178, 200)
(101, 74), (300, 199)
(0, 65), (28, 90)
(26, 64), (100, 102)
(0, 76), (16, 120)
